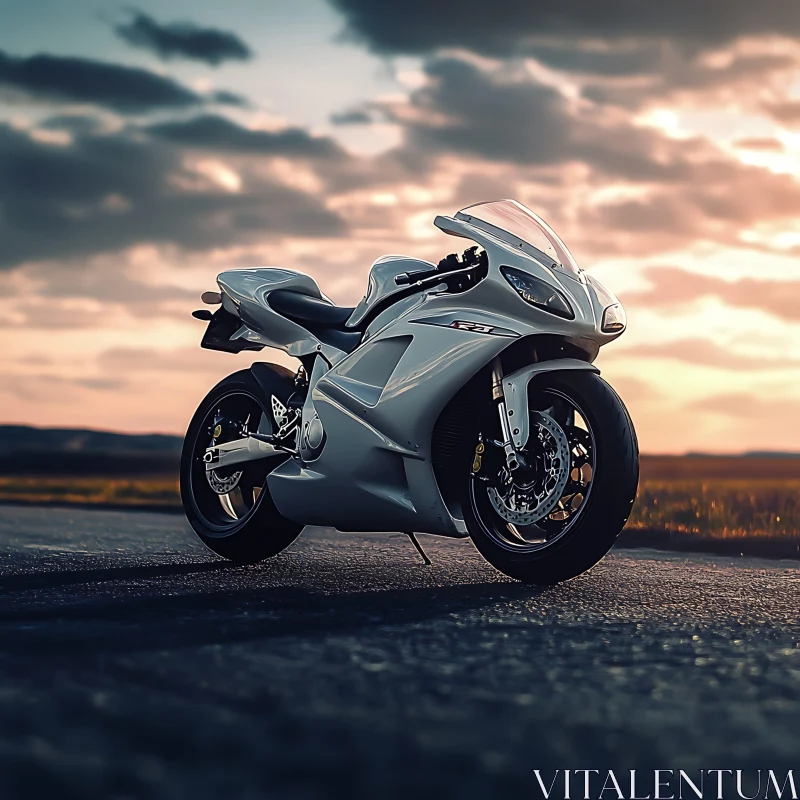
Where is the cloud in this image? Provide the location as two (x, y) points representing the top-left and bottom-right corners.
(390, 58), (574, 167)
(115, 11), (252, 66)
(672, 390), (800, 452)
(144, 114), (421, 199)
(147, 114), (342, 157)
(580, 47), (798, 110)
(0, 49), (203, 112)
(733, 137), (784, 152)
(208, 89), (250, 108)
(0, 122), (347, 269)
(616, 339), (800, 371)
(0, 261), (199, 330)
(332, 0), (800, 114)
(330, 108), (374, 125)
(526, 41), (667, 77)
(375, 56), (771, 185)
(97, 346), (230, 373)
(762, 99), (800, 125)
(321, 55), (800, 260)
(586, 195), (798, 257)
(0, 373), (127, 404)
(39, 115), (108, 135)
(330, 0), (800, 56)
(622, 267), (800, 321)
(689, 392), (800, 419)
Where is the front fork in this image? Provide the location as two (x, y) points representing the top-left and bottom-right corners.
(491, 357), (520, 472)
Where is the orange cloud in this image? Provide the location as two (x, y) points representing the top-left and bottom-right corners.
(621, 267), (800, 321)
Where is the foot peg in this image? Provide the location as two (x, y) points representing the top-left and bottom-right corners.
(248, 431), (277, 445)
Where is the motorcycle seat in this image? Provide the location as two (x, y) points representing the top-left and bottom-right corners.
(268, 289), (361, 352)
(268, 289), (355, 327)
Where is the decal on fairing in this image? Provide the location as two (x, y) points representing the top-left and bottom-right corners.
(450, 321), (495, 334)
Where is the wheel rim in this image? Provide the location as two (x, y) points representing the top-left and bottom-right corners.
(469, 387), (597, 552)
(188, 390), (277, 537)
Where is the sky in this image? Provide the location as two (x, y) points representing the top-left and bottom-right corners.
(2, 0), (800, 453)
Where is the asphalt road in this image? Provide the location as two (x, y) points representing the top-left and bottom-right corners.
(0, 506), (798, 800)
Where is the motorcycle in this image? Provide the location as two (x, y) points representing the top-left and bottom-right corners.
(181, 199), (638, 584)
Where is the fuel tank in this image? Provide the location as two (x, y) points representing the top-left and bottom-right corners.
(346, 255), (435, 328)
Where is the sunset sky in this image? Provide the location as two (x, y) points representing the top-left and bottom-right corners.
(3, 0), (800, 453)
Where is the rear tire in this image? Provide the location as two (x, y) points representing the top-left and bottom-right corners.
(464, 371), (638, 584)
(180, 366), (303, 564)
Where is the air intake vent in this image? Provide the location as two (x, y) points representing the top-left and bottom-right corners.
(431, 383), (481, 515)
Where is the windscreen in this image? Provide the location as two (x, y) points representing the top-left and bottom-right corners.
(455, 199), (581, 276)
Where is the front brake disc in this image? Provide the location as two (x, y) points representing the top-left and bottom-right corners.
(487, 411), (571, 525)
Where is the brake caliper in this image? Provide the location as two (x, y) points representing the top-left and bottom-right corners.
(472, 439), (485, 473)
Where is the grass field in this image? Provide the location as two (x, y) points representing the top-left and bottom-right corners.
(629, 480), (799, 540)
(1, 458), (798, 546)
(0, 476), (180, 509)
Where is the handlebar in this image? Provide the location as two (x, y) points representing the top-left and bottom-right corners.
(394, 247), (487, 287)
(394, 268), (442, 286)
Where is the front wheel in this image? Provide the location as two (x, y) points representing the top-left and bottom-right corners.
(464, 371), (639, 584)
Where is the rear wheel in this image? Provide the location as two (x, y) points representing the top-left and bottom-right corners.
(464, 370), (638, 584)
(180, 366), (303, 564)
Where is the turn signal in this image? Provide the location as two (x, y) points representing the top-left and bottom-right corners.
(601, 303), (626, 332)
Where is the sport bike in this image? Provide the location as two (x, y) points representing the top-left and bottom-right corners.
(182, 200), (638, 583)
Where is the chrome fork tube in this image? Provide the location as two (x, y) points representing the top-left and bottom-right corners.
(491, 357), (519, 472)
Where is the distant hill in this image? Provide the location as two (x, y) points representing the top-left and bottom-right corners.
(2, 425), (800, 478)
(742, 451), (800, 459)
(0, 425), (182, 476)
(685, 450), (800, 459)
(641, 455), (800, 480)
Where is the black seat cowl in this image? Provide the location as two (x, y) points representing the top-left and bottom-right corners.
(267, 289), (361, 353)
(268, 289), (355, 328)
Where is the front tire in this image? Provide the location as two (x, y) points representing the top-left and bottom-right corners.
(464, 371), (638, 584)
(180, 366), (303, 564)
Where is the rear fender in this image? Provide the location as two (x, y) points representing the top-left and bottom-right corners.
(503, 359), (600, 450)
(250, 361), (296, 398)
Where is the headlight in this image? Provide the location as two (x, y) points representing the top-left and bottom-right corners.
(601, 303), (626, 332)
(501, 266), (574, 320)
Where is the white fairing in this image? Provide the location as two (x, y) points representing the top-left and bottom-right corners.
(216, 268), (326, 358)
(204, 200), (628, 537)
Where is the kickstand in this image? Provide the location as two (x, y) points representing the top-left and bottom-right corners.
(405, 532), (432, 566)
